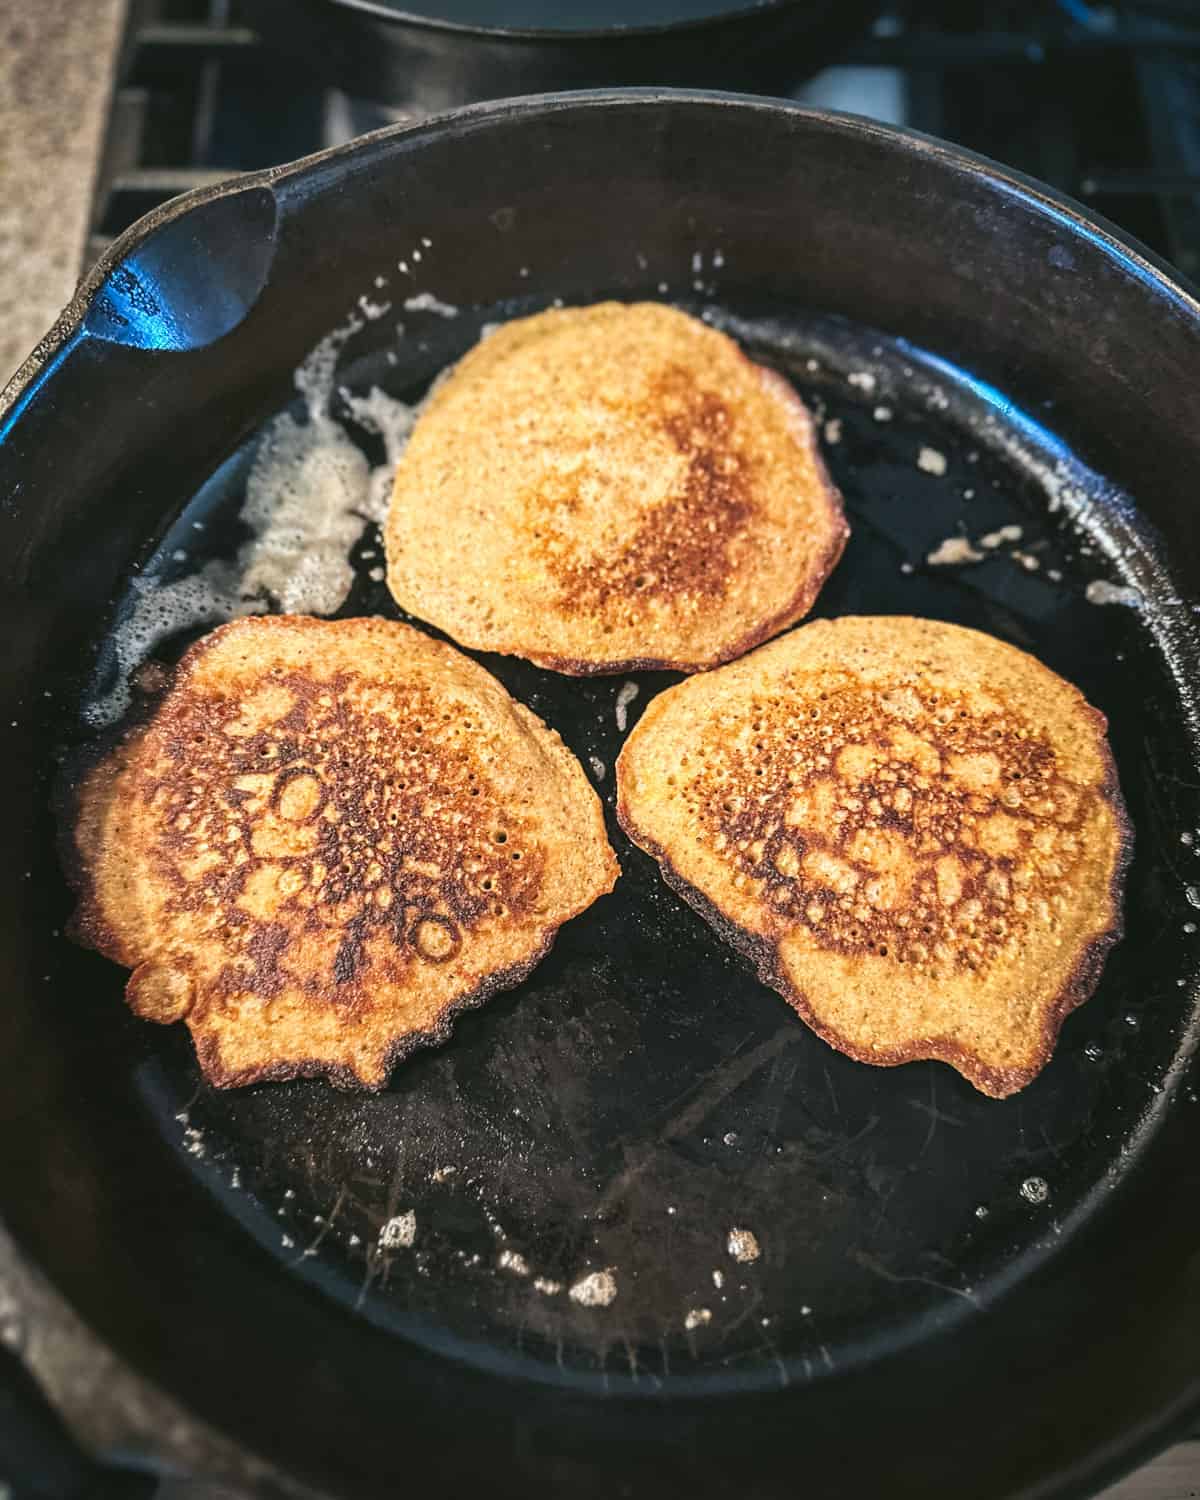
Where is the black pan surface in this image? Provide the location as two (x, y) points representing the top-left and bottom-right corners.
(83, 297), (1196, 1387)
(1, 93), (1198, 1500)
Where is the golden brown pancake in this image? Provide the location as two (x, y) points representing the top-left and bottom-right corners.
(616, 617), (1130, 1097)
(66, 615), (618, 1089)
(384, 302), (848, 674)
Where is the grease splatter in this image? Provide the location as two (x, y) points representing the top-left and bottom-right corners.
(917, 446), (947, 476)
(569, 1269), (618, 1307)
(379, 1211), (416, 1249)
(727, 1227), (761, 1264)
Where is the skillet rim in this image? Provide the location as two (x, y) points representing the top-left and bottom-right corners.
(4, 87), (1200, 425)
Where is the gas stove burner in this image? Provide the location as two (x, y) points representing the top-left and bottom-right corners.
(91, 3), (1200, 281)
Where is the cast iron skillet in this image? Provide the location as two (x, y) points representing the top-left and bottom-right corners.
(242, 0), (878, 106)
(1, 91), (1199, 1500)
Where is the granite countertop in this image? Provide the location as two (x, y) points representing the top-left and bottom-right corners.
(0, 6), (1194, 1496)
(0, 0), (127, 384)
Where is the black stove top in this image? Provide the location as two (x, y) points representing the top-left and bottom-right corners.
(93, 1), (1200, 281)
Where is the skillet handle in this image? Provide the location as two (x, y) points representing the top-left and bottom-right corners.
(0, 1341), (157, 1500)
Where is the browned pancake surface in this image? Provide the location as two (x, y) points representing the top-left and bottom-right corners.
(617, 617), (1130, 1097)
(385, 302), (847, 674)
(67, 615), (618, 1088)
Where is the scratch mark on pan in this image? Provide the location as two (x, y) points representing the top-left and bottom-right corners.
(296, 1184), (346, 1263)
(597, 1028), (797, 1211)
(815, 1115), (880, 1160)
(908, 1097), (965, 1133)
(1038, 1124), (1066, 1164)
(916, 1075), (940, 1157)
(728, 1027), (760, 1061)
(718, 1341), (789, 1370)
(383, 1137), (409, 1221)
(718, 1289), (764, 1339)
(756, 1321), (791, 1389)
(760, 1054), (796, 1148)
(788, 1113), (880, 1171)
(823, 1063), (841, 1118)
(621, 1336), (640, 1382)
(820, 1345), (834, 1372)
(355, 1249), (380, 1312)
(531, 1054), (567, 1145)
(853, 1250), (980, 1306)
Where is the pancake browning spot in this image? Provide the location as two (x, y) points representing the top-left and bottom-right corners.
(548, 365), (755, 616)
(385, 302), (848, 674)
(156, 670), (544, 992)
(693, 684), (1079, 980)
(617, 617), (1131, 1097)
(65, 616), (618, 1089)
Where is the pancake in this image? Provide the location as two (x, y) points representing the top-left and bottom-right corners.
(384, 302), (848, 674)
(66, 615), (619, 1089)
(616, 616), (1131, 1097)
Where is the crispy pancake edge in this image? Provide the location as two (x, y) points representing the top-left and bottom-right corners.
(615, 627), (1134, 1099)
(61, 614), (620, 1090)
(58, 721), (153, 970)
(189, 938), (564, 1092)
